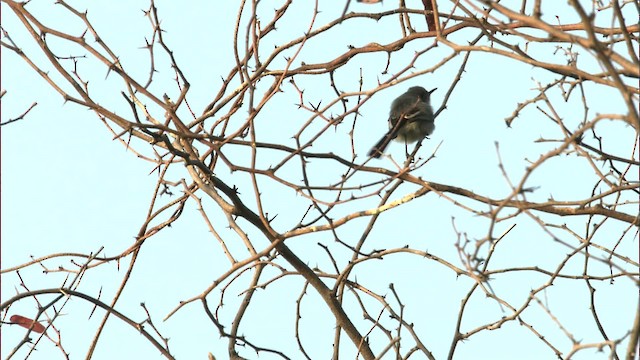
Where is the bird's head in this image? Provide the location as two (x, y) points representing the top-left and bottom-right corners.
(407, 86), (437, 102)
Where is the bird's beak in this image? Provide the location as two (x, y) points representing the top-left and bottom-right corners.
(428, 88), (437, 94)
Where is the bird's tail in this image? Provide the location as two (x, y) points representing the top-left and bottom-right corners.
(368, 133), (393, 158)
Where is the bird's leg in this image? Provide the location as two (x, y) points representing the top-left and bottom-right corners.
(405, 141), (415, 163)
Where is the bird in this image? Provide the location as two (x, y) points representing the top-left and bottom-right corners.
(368, 86), (436, 158)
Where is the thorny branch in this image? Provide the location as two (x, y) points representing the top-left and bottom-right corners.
(2, 0), (638, 359)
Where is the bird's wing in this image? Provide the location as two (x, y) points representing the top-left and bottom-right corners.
(402, 102), (429, 121)
(390, 96), (424, 124)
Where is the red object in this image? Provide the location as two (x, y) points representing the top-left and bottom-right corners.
(422, 0), (437, 32)
(10, 315), (46, 334)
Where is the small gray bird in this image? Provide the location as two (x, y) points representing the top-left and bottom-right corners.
(368, 86), (436, 158)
